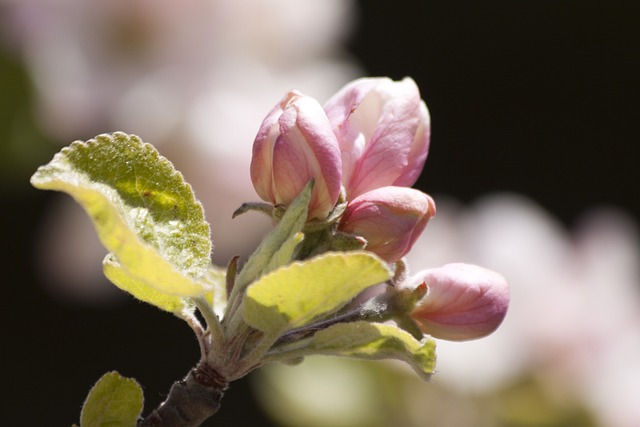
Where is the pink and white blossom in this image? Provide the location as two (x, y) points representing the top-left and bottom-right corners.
(250, 90), (342, 219)
(324, 77), (430, 200)
(339, 186), (435, 262)
(408, 263), (510, 341)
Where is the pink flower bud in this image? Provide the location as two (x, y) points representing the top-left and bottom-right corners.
(339, 186), (436, 262)
(409, 263), (509, 341)
(324, 77), (430, 200)
(251, 90), (342, 219)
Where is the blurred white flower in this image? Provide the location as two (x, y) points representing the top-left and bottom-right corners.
(5, 0), (360, 299)
(406, 194), (640, 427)
(4, 0), (357, 141)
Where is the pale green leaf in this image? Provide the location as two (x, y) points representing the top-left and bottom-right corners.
(30, 132), (211, 297)
(102, 254), (189, 315)
(309, 321), (436, 381)
(243, 252), (390, 334)
(80, 371), (143, 427)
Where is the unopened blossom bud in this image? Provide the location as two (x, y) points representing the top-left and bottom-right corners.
(324, 77), (430, 200)
(339, 186), (436, 262)
(409, 263), (509, 341)
(251, 91), (342, 219)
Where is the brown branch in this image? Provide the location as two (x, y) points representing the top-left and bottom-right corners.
(138, 362), (228, 427)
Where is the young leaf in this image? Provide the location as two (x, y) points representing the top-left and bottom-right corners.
(308, 321), (436, 381)
(80, 371), (144, 427)
(102, 254), (190, 315)
(30, 132), (211, 298)
(243, 252), (390, 335)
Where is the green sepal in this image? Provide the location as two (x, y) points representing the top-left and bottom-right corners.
(232, 201), (274, 219)
(309, 321), (436, 381)
(30, 132), (211, 298)
(327, 230), (368, 252)
(227, 181), (312, 311)
(79, 371), (144, 427)
(358, 282), (427, 341)
(303, 185), (347, 232)
(266, 232), (304, 272)
(243, 251), (390, 335)
(388, 282), (428, 340)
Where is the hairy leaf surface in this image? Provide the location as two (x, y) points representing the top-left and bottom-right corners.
(80, 371), (143, 427)
(309, 321), (436, 381)
(243, 252), (389, 334)
(103, 254), (189, 314)
(31, 132), (211, 298)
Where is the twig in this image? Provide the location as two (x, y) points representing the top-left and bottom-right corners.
(137, 362), (228, 427)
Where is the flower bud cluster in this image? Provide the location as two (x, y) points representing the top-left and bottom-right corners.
(250, 77), (509, 341)
(326, 77), (435, 263)
(251, 77), (434, 262)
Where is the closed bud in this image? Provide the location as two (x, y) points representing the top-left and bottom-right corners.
(251, 90), (342, 219)
(339, 186), (435, 262)
(409, 263), (509, 341)
(324, 77), (430, 200)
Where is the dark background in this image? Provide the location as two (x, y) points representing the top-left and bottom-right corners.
(351, 0), (639, 224)
(2, 1), (638, 425)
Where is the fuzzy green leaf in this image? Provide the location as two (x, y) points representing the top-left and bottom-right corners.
(30, 132), (211, 298)
(80, 371), (143, 427)
(243, 252), (390, 334)
(102, 254), (190, 315)
(309, 321), (436, 381)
